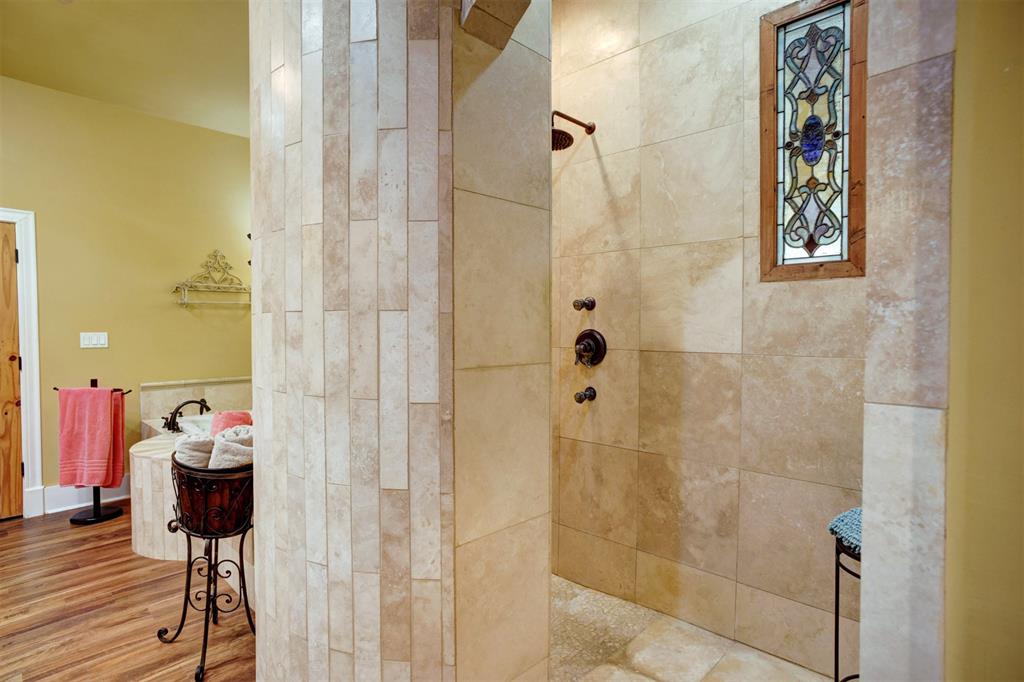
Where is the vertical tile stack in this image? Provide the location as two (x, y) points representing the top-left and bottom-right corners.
(248, 0), (454, 678)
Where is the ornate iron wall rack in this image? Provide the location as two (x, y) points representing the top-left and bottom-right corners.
(173, 250), (251, 307)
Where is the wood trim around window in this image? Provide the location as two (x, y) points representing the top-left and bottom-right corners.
(759, 0), (867, 282)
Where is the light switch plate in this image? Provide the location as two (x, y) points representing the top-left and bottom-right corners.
(80, 332), (109, 349)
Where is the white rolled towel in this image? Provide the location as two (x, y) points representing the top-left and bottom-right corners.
(175, 433), (215, 468)
(208, 424), (254, 469)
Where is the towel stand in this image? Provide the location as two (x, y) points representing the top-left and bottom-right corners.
(54, 378), (128, 525)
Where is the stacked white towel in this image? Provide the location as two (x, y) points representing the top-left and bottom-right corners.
(209, 424), (254, 469)
(174, 433), (215, 468)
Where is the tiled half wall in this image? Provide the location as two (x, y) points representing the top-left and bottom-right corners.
(249, 0), (551, 679)
(550, 0), (866, 675)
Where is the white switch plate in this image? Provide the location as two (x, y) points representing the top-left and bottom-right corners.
(80, 332), (109, 348)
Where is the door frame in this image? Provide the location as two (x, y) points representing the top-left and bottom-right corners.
(0, 208), (41, 517)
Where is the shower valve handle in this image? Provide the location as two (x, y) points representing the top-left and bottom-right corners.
(572, 297), (596, 311)
(574, 387), (597, 404)
(573, 329), (607, 367)
(575, 339), (596, 365)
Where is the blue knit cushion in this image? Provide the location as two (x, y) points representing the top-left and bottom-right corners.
(828, 507), (862, 553)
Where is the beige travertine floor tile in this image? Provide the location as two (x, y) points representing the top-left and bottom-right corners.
(582, 665), (654, 681)
(612, 616), (731, 681)
(551, 575), (658, 682)
(559, 248), (642, 351)
(638, 352), (741, 467)
(703, 643), (827, 682)
(637, 454), (738, 578)
(551, 576), (829, 682)
(559, 438), (638, 546)
(737, 470), (860, 619)
(740, 354), (864, 490)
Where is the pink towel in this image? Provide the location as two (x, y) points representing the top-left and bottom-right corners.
(58, 388), (125, 488)
(209, 410), (252, 437)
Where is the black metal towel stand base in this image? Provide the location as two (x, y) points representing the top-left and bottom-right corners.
(69, 485), (124, 525)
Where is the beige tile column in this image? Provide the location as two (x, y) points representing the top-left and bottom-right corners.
(249, 0), (453, 678)
(861, 1), (957, 679)
(451, 0), (553, 679)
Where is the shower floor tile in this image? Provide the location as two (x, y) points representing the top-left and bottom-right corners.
(551, 575), (828, 682)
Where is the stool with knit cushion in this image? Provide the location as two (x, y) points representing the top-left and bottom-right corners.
(829, 507), (861, 682)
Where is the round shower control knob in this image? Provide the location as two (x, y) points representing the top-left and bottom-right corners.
(573, 329), (607, 367)
(574, 387), (597, 403)
(572, 297), (596, 311)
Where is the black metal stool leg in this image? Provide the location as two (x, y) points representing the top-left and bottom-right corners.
(834, 542), (841, 682)
(196, 539), (215, 681)
(835, 538), (861, 682)
(238, 528), (256, 635)
(211, 538), (220, 626)
(158, 529), (194, 644)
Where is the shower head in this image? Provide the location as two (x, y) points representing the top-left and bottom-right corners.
(552, 128), (575, 151)
(551, 110), (596, 151)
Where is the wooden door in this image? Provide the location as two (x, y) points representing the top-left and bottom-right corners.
(0, 221), (21, 519)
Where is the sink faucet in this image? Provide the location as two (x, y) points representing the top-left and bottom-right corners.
(163, 399), (211, 433)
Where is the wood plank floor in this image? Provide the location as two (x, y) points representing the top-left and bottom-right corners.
(0, 501), (255, 681)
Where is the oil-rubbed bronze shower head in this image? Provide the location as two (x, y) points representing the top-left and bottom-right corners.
(551, 110), (596, 151)
(552, 128), (575, 151)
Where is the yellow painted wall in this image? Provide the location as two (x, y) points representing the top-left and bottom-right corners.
(946, 1), (1024, 678)
(0, 76), (251, 486)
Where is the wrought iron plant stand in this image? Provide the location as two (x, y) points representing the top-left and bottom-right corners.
(158, 454), (255, 681)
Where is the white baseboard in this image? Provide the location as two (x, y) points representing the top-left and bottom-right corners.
(23, 486), (45, 518)
(42, 474), (132, 514)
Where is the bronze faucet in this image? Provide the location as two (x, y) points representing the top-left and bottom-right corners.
(163, 399), (211, 433)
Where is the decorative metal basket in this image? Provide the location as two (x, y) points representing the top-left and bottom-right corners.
(169, 454), (253, 539)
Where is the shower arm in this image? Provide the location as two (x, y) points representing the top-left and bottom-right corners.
(552, 110), (596, 135)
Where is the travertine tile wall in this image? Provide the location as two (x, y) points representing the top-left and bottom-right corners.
(248, 0), (453, 678)
(452, 1), (553, 679)
(551, 0), (865, 675)
(860, 1), (956, 679)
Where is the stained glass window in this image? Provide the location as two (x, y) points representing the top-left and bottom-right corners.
(760, 0), (865, 282)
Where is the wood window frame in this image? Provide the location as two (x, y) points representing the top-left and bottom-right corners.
(759, 0), (867, 282)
